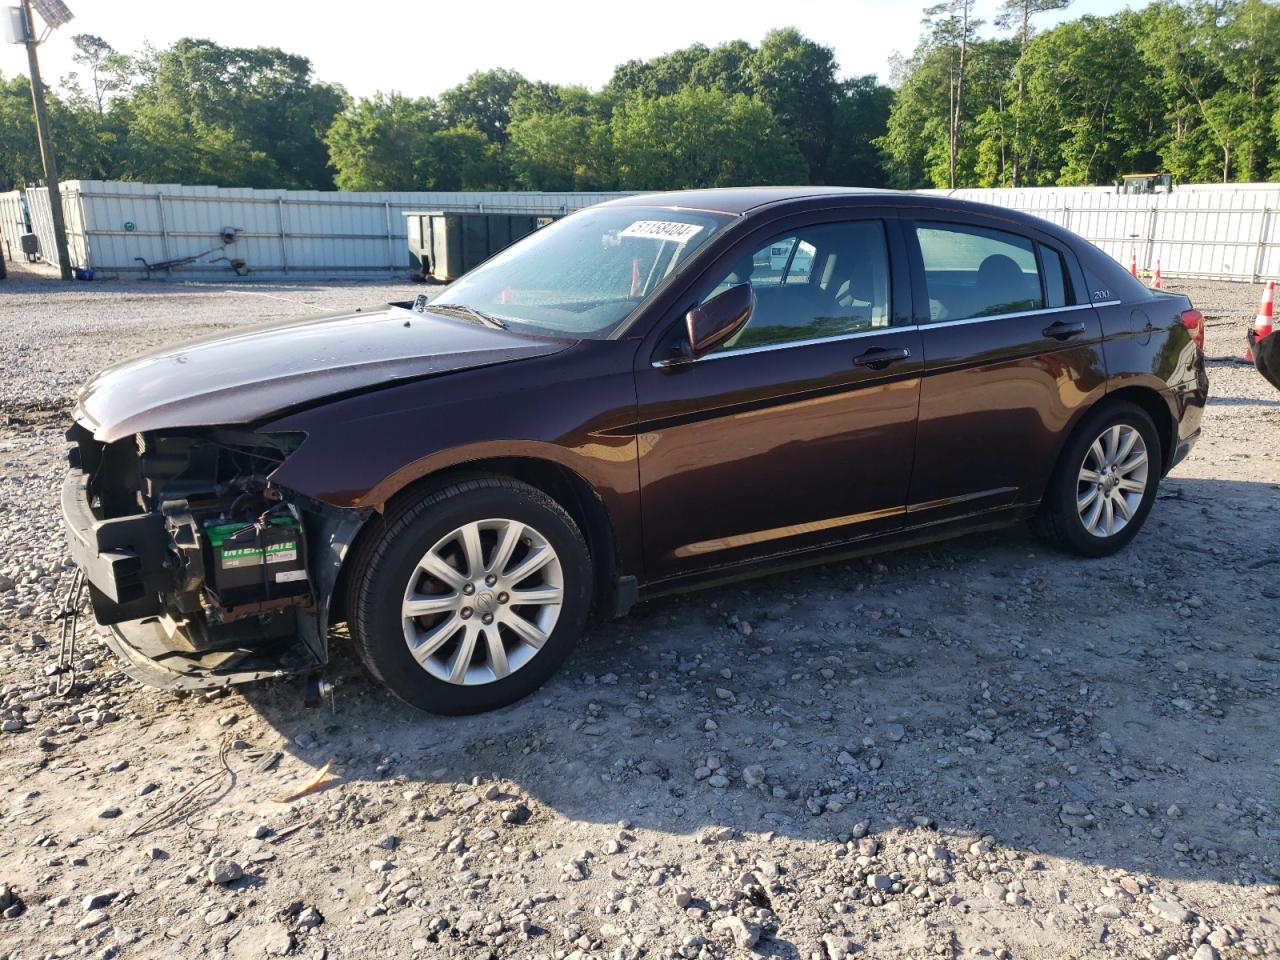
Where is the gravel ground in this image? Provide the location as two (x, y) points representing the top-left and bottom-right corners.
(1, 269), (1278, 960)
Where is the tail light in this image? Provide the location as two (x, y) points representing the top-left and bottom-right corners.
(1182, 309), (1204, 351)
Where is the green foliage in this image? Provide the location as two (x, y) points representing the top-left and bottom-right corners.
(1138, 0), (1280, 183)
(753, 29), (842, 180)
(438, 69), (527, 143)
(879, 43), (957, 188)
(424, 126), (501, 190)
(325, 93), (439, 191)
(689, 41), (757, 98)
(603, 32), (850, 182)
(0, 72), (117, 188)
(325, 94), (498, 191)
(611, 86), (807, 190)
(508, 110), (614, 191)
(828, 77), (894, 187)
(4, 9), (1279, 195)
(883, 0), (1280, 188)
(0, 74), (44, 189)
(63, 34), (134, 114)
(116, 39), (345, 189)
(607, 45), (715, 99)
(1014, 14), (1160, 185)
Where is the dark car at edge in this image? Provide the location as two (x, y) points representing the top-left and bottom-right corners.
(62, 187), (1209, 714)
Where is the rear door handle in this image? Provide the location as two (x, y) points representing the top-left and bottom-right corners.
(853, 346), (912, 368)
(1043, 320), (1088, 340)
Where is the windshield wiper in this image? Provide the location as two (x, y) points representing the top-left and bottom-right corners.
(427, 302), (508, 329)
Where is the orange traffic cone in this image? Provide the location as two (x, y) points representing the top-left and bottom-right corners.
(1152, 260), (1162, 289)
(1247, 280), (1275, 361)
(1129, 248), (1138, 278)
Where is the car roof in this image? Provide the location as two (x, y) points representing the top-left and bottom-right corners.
(602, 187), (1153, 313)
(600, 187), (1067, 235)
(601, 186), (895, 215)
(618, 186), (1113, 242)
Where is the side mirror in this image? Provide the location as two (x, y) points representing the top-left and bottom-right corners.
(685, 284), (754, 360)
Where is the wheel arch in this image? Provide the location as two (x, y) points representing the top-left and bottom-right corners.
(1098, 385), (1177, 475)
(1031, 384), (1170, 556)
(1031, 383), (1177, 509)
(329, 456), (624, 627)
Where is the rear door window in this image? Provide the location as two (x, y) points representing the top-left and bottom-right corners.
(914, 223), (1044, 322)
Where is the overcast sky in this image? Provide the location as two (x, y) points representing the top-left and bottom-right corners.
(2, 0), (1138, 100)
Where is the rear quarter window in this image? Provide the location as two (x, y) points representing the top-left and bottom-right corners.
(1040, 245), (1073, 308)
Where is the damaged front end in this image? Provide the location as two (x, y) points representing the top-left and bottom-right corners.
(62, 424), (367, 689)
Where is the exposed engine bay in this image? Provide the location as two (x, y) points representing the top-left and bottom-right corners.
(63, 424), (362, 688)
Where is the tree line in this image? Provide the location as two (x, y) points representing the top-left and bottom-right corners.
(885, 0), (1280, 187)
(1, 0), (1277, 196)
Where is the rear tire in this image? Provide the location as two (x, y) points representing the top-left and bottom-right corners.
(1033, 401), (1162, 558)
(347, 476), (593, 714)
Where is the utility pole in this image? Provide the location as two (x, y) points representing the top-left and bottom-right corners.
(20, 0), (72, 280)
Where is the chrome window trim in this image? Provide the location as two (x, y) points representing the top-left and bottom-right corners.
(651, 299), (1113, 368)
(925, 302), (1081, 328)
(662, 327), (896, 365)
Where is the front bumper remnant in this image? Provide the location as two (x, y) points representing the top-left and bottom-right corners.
(62, 464), (329, 690)
(101, 617), (316, 691)
(62, 469), (168, 625)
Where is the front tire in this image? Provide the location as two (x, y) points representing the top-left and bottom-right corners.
(347, 476), (593, 714)
(1034, 401), (1162, 558)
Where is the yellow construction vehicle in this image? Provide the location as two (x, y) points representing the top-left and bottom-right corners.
(1117, 173), (1174, 195)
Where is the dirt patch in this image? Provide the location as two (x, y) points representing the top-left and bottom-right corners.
(0, 277), (1277, 960)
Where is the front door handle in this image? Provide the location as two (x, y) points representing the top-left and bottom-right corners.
(1043, 320), (1088, 340)
(853, 346), (912, 369)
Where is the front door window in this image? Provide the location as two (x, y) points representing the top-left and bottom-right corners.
(700, 220), (892, 352)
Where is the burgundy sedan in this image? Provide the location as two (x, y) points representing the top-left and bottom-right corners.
(63, 188), (1208, 714)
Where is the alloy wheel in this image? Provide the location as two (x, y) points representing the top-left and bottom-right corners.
(1076, 424), (1149, 538)
(401, 518), (564, 685)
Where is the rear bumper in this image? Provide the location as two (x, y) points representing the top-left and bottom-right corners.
(1169, 427), (1200, 471)
(1167, 357), (1207, 474)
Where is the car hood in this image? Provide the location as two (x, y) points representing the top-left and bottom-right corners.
(74, 303), (570, 442)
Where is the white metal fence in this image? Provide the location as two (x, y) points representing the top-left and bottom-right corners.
(24, 184), (91, 270)
(23, 180), (627, 279)
(0, 190), (26, 258)
(13, 179), (1280, 282)
(923, 184), (1280, 282)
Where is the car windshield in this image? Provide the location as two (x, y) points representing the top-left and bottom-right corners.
(429, 206), (734, 338)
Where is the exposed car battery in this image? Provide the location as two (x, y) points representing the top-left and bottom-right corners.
(202, 515), (309, 609)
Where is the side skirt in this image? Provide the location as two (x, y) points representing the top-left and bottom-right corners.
(636, 504), (1036, 603)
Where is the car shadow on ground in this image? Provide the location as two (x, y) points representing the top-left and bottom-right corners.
(234, 475), (1279, 890)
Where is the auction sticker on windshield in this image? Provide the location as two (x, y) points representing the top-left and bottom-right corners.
(620, 220), (705, 242)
